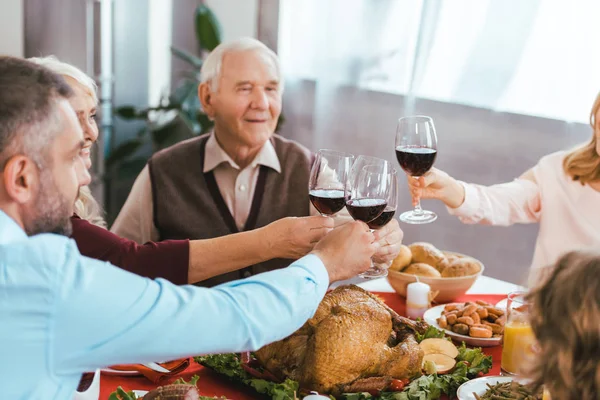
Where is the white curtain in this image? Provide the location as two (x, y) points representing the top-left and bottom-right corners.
(279, 0), (600, 125)
(276, 0), (597, 284)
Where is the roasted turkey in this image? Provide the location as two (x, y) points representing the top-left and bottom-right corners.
(255, 285), (427, 396)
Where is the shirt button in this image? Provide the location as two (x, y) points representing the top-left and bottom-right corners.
(239, 184), (247, 192)
(243, 271), (252, 278)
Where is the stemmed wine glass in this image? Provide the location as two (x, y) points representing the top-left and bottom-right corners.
(395, 115), (438, 224)
(309, 149), (354, 216)
(366, 168), (398, 276)
(346, 156), (392, 279)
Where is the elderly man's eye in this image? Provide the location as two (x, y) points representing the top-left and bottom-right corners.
(89, 114), (97, 122)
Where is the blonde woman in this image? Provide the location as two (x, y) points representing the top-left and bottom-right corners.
(407, 93), (600, 282)
(29, 56), (338, 285)
(527, 249), (600, 400)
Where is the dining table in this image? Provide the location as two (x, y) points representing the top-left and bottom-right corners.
(99, 274), (523, 399)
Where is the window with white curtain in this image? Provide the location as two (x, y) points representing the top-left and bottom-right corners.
(278, 0), (600, 123)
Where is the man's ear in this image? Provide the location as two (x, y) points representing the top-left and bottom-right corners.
(2, 155), (38, 204)
(198, 82), (215, 120)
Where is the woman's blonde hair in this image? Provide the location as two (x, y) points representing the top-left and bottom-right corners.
(563, 92), (600, 184)
(527, 250), (600, 400)
(28, 56), (106, 227)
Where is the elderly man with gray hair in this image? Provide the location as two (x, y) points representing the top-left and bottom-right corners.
(112, 37), (404, 286)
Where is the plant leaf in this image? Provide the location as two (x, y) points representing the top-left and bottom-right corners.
(195, 4), (222, 51)
(115, 105), (140, 120)
(171, 46), (204, 69)
(105, 138), (144, 167)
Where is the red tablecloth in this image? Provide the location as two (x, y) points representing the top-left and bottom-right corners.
(100, 292), (505, 399)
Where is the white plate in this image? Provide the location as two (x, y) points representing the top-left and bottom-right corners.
(132, 390), (148, 397)
(457, 376), (513, 400)
(495, 298), (508, 311)
(423, 304), (502, 347)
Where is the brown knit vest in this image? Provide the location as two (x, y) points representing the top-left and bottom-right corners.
(148, 133), (312, 287)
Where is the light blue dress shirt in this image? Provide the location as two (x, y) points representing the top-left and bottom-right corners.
(0, 211), (329, 399)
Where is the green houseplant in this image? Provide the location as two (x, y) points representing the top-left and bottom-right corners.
(107, 4), (222, 170)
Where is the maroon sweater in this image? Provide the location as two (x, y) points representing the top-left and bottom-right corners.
(70, 215), (189, 284)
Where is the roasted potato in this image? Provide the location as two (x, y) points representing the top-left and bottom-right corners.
(438, 300), (504, 338)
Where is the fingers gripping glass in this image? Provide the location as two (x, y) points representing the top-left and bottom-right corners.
(395, 115), (438, 224)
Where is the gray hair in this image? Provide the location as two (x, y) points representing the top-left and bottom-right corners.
(200, 37), (284, 93)
(28, 55), (106, 227)
(0, 56), (73, 170)
(28, 56), (98, 103)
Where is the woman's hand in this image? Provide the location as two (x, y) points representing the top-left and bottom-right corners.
(406, 168), (465, 209)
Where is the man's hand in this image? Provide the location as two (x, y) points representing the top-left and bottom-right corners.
(371, 219), (403, 264)
(311, 221), (378, 283)
(262, 216), (334, 259)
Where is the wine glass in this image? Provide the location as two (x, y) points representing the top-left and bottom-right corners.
(367, 168), (398, 230)
(346, 156), (392, 279)
(309, 149), (354, 216)
(367, 168), (398, 276)
(395, 115), (438, 224)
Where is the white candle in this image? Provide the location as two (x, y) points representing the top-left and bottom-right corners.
(406, 281), (431, 319)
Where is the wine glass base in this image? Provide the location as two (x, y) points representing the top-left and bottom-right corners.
(358, 267), (388, 279)
(399, 209), (437, 224)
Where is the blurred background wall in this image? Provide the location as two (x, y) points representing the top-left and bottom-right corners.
(0, 0), (24, 57)
(2, 0), (598, 284)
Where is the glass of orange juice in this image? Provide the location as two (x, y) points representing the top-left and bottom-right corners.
(500, 291), (537, 375)
(542, 387), (551, 400)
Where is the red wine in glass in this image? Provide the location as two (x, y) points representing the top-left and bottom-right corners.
(395, 146), (437, 177)
(395, 115), (438, 224)
(367, 206), (396, 229)
(345, 198), (387, 223)
(309, 189), (346, 215)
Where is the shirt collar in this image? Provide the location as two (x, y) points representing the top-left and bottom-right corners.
(204, 133), (282, 174)
(0, 210), (27, 244)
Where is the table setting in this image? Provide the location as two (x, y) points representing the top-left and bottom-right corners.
(99, 114), (543, 400)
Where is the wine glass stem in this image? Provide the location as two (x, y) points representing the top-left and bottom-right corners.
(413, 200), (424, 216)
(412, 176), (424, 216)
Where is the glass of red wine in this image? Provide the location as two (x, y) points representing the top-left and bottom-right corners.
(367, 168), (398, 275)
(367, 168), (398, 230)
(395, 115), (438, 224)
(346, 156), (392, 279)
(309, 149), (354, 216)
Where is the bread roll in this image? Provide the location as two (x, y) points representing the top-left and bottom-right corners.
(441, 258), (481, 277)
(402, 262), (441, 278)
(389, 245), (412, 271)
(408, 242), (446, 268)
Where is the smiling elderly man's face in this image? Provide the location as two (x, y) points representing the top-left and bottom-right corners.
(207, 49), (282, 150)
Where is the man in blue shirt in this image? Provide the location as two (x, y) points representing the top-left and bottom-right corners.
(0, 57), (379, 399)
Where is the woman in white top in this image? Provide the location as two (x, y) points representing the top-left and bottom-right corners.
(407, 92), (600, 282)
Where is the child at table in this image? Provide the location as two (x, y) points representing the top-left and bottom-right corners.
(527, 249), (600, 400)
